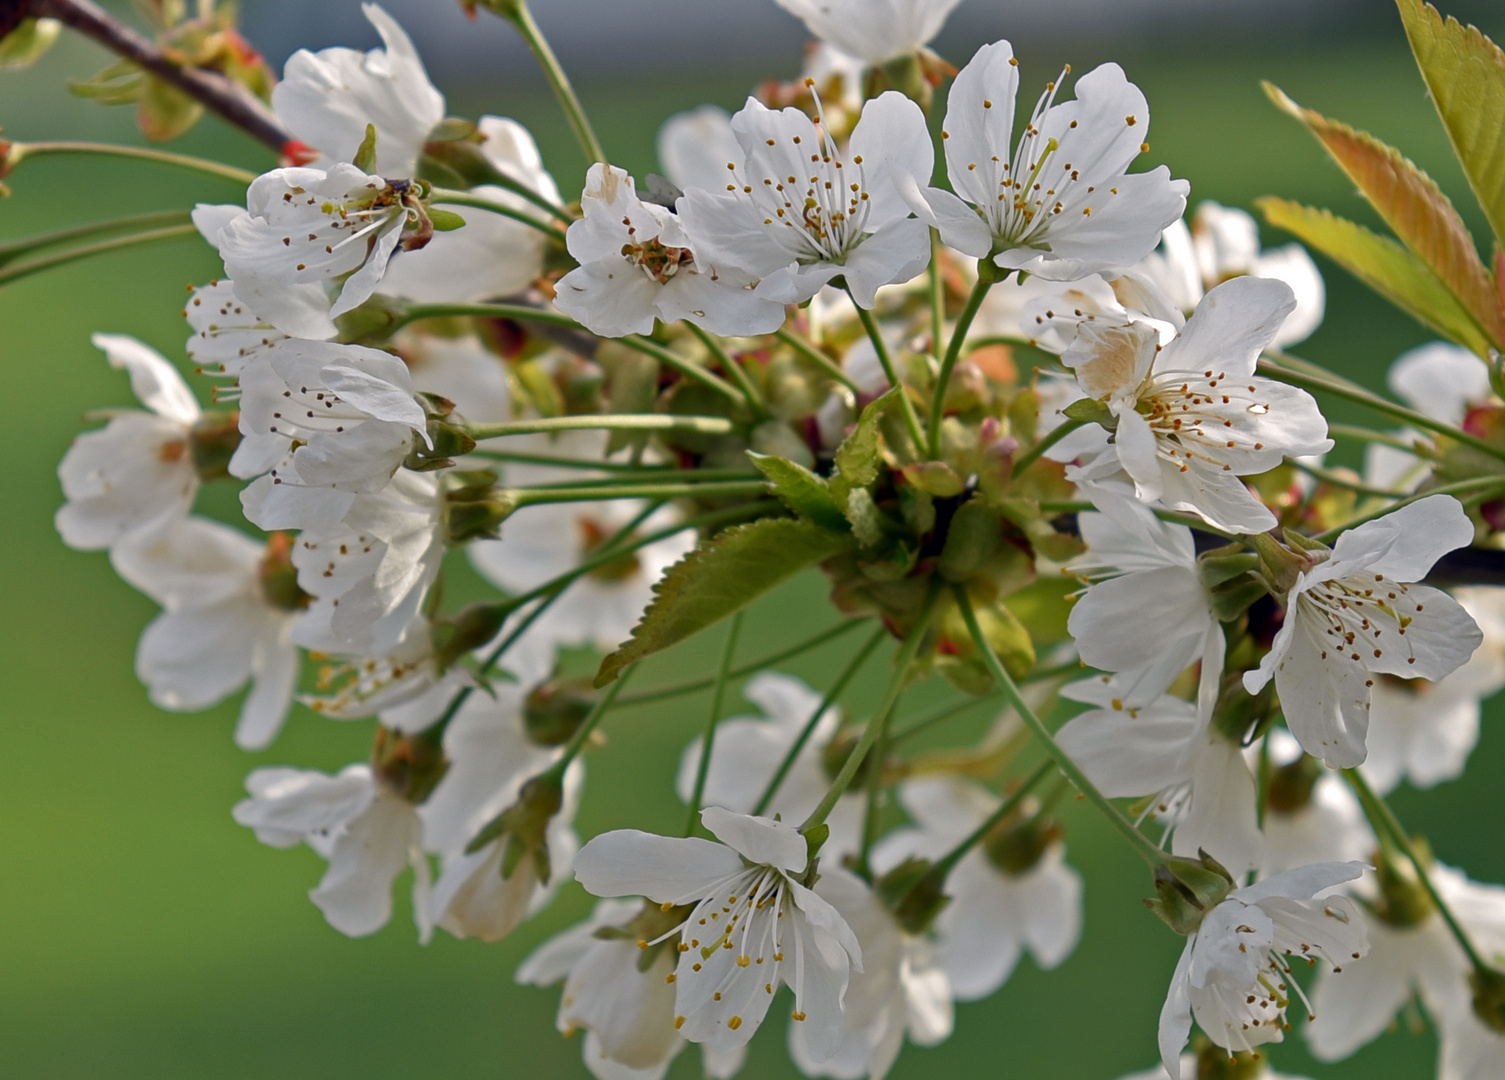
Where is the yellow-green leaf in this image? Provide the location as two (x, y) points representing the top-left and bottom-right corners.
(1257, 197), (1493, 356)
(747, 452), (848, 531)
(1265, 81), (1501, 349)
(1397, 0), (1505, 250)
(593, 518), (855, 686)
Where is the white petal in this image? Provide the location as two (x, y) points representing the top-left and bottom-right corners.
(91, 333), (200, 424)
(702, 808), (809, 874)
(574, 830), (746, 903)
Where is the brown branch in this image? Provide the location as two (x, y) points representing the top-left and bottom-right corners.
(13, 0), (290, 152)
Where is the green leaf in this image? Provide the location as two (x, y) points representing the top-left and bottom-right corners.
(427, 208), (467, 231)
(353, 122), (379, 173)
(1265, 82), (1501, 349)
(844, 488), (887, 546)
(747, 452), (848, 531)
(1397, 0), (1505, 251)
(1257, 198), (1494, 355)
(0, 18), (60, 70)
(594, 518), (856, 685)
(829, 386), (898, 505)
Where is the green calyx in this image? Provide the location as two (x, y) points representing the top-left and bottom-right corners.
(1191, 1037), (1268, 1079)
(1145, 851), (1236, 936)
(1470, 963), (1505, 1033)
(465, 772), (565, 884)
(187, 410), (242, 481)
(441, 469), (513, 544)
(982, 813), (1060, 877)
(406, 393), (478, 472)
(1367, 845), (1437, 929)
(371, 725), (450, 805)
(875, 856), (951, 936)
(1264, 752), (1323, 815)
(523, 677), (598, 747)
(593, 898), (696, 973)
(428, 602), (509, 675)
(257, 532), (312, 613)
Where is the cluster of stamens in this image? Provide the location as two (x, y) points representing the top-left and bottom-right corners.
(1300, 572), (1419, 670)
(1140, 368), (1270, 474)
(619, 215), (696, 283)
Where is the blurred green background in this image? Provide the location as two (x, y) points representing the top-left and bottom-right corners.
(4, 5), (1505, 1079)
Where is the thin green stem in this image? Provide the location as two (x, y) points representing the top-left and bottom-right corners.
(0, 224), (200, 286)
(685, 612), (744, 835)
(929, 229), (945, 367)
(1345, 769), (1496, 975)
(466, 414), (738, 440)
(855, 700), (895, 878)
(1327, 423), (1439, 458)
(0, 209), (192, 263)
(427, 187), (569, 245)
(494, 0), (606, 164)
(475, 168), (575, 223)
(463, 449), (678, 472)
(1259, 357), (1505, 466)
(801, 584), (942, 834)
(1313, 476), (1505, 544)
(752, 625), (888, 817)
(519, 467), (761, 489)
(509, 479), (767, 506)
(8, 140), (256, 184)
(545, 666), (636, 778)
(626, 336), (750, 410)
(776, 328), (860, 393)
(688, 324), (769, 419)
(1013, 418), (1086, 476)
(851, 297), (927, 452)
(952, 584), (1168, 866)
(1286, 458), (1412, 498)
(929, 759), (1055, 879)
(928, 272), (993, 458)
(617, 619), (867, 709)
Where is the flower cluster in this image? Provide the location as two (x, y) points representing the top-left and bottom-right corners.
(21, 0), (1505, 1077)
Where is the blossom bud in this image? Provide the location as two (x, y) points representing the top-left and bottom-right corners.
(875, 856), (951, 935)
(258, 532), (311, 612)
(1263, 752), (1322, 815)
(523, 677), (597, 747)
(1190, 1037), (1266, 1079)
(428, 602), (508, 673)
(1247, 530), (1313, 595)
(1367, 845), (1434, 929)
(1144, 851), (1235, 936)
(466, 771), (564, 884)
(982, 813), (1061, 876)
(441, 469), (513, 543)
(187, 410), (242, 481)
(371, 725), (450, 804)
(592, 898), (697, 972)
(1470, 964), (1505, 1033)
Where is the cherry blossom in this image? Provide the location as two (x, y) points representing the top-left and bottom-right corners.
(1063, 276), (1333, 533)
(677, 91), (933, 308)
(574, 807), (863, 1059)
(111, 518), (303, 751)
(1158, 862), (1369, 1075)
(55, 334), (205, 550)
(906, 41), (1187, 280)
(772, 0), (964, 64)
(1245, 495), (1483, 769)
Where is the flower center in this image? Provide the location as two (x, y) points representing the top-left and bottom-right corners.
(621, 230), (695, 284)
(1137, 368), (1271, 475)
(1299, 572), (1419, 669)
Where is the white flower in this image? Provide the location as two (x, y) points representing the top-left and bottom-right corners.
(1307, 863), (1505, 1073)
(1057, 678), (1260, 874)
(1365, 341), (1493, 495)
(1065, 485), (1223, 713)
(788, 865), (953, 1080)
(872, 777), (1082, 1002)
(553, 163), (784, 338)
(290, 469), (445, 655)
(677, 91), (933, 308)
(907, 42), (1187, 280)
(772, 0), (963, 64)
(1158, 862), (1369, 1075)
(380, 116), (562, 305)
(232, 763), (431, 938)
(1363, 587), (1505, 794)
(517, 899), (688, 1080)
(1063, 276), (1333, 533)
(1244, 495), (1483, 769)
(233, 339), (429, 528)
(1118, 1054), (1312, 1080)
(208, 163), (413, 338)
(300, 614), (467, 727)
(56, 334), (202, 550)
(1136, 202), (1325, 347)
(183, 279), (289, 377)
(1254, 732), (1373, 881)
(675, 672), (865, 860)
(468, 435), (695, 652)
(573, 807), (863, 1059)
(657, 105), (743, 194)
(111, 518), (303, 751)
(396, 331), (513, 427)
(272, 3), (443, 179)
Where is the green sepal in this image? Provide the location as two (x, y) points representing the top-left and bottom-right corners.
(875, 857), (951, 935)
(353, 123), (379, 173)
(1062, 396), (1114, 428)
(427, 207), (467, 231)
(1144, 851), (1236, 936)
(429, 602), (509, 674)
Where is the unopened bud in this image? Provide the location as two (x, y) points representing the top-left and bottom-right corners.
(982, 814), (1060, 876)
(187, 410), (241, 481)
(1368, 843), (1435, 929)
(875, 856), (950, 935)
(1471, 964), (1505, 1033)
(1145, 851), (1235, 935)
(1248, 530), (1313, 595)
(371, 725), (450, 804)
(1264, 752), (1322, 815)
(0, 18), (60, 71)
(258, 532), (311, 612)
(429, 602), (508, 674)
(441, 470), (513, 543)
(524, 677), (597, 747)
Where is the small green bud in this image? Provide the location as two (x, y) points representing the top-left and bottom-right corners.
(0, 18), (61, 70)
(1367, 844), (1436, 929)
(875, 857), (951, 935)
(524, 678), (597, 747)
(1145, 851), (1236, 936)
(1471, 964), (1505, 1033)
(371, 725), (450, 804)
(352, 123), (379, 173)
(982, 814), (1060, 877)
(258, 532), (311, 613)
(1062, 397), (1115, 429)
(937, 498), (1002, 582)
(468, 771), (565, 884)
(187, 410), (242, 481)
(428, 602), (508, 674)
